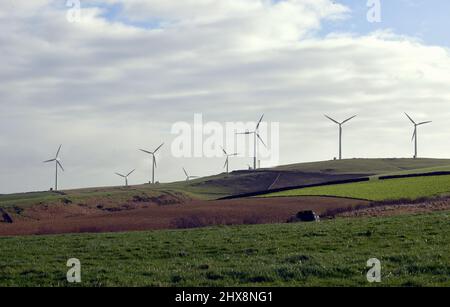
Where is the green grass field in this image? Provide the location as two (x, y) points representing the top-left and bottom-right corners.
(264, 175), (450, 201)
(1, 212), (449, 287)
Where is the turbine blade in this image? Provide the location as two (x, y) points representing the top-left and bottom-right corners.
(153, 143), (164, 153)
(139, 149), (153, 155)
(324, 115), (339, 125)
(257, 133), (267, 148)
(256, 114), (264, 130)
(153, 157), (157, 169)
(405, 113), (416, 125)
(57, 161), (64, 172)
(115, 173), (125, 178)
(221, 147), (228, 155)
(127, 169), (136, 177)
(223, 158), (228, 169)
(44, 159), (56, 163)
(412, 130), (416, 142)
(417, 121), (432, 126)
(183, 168), (188, 177)
(342, 115), (357, 125)
(56, 144), (62, 158)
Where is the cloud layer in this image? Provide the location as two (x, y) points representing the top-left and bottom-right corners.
(1, 0), (450, 193)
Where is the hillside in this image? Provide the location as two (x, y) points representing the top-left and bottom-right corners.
(264, 174), (450, 201)
(273, 158), (450, 174)
(172, 158), (450, 198)
(2, 158), (450, 208)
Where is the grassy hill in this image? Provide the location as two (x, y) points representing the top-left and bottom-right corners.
(162, 158), (450, 197)
(273, 158), (450, 174)
(2, 158), (450, 209)
(1, 211), (448, 286)
(263, 175), (450, 201)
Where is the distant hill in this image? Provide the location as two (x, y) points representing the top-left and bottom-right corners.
(163, 158), (450, 199)
(2, 158), (450, 207)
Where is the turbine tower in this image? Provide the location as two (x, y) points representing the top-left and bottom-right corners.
(115, 169), (135, 187)
(236, 114), (266, 170)
(222, 147), (238, 174)
(43, 144), (64, 191)
(140, 143), (164, 184)
(324, 114), (357, 160)
(183, 168), (199, 181)
(405, 113), (432, 159)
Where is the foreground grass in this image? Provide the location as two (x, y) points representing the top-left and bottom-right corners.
(264, 175), (450, 201)
(0, 212), (449, 287)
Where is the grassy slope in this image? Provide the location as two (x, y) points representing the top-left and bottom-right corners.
(0, 186), (192, 210)
(3, 158), (450, 208)
(0, 211), (449, 287)
(273, 158), (450, 174)
(264, 175), (450, 201)
(371, 164), (450, 179)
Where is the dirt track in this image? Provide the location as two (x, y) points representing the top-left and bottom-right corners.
(0, 196), (366, 236)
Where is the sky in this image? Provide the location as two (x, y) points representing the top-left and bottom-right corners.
(1, 0), (450, 193)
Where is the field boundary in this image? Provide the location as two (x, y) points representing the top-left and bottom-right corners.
(378, 171), (450, 180)
(218, 177), (370, 200)
(219, 171), (450, 200)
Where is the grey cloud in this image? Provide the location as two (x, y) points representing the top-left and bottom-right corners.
(1, 1), (450, 193)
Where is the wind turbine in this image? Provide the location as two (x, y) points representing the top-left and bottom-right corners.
(222, 147), (238, 174)
(236, 114), (266, 170)
(324, 114), (357, 160)
(43, 144), (64, 191)
(140, 143), (164, 184)
(183, 168), (199, 181)
(115, 169), (135, 187)
(405, 113), (432, 159)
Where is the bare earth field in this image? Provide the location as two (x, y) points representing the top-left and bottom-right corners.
(0, 196), (366, 236)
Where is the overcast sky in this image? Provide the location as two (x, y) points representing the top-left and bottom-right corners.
(1, 0), (450, 193)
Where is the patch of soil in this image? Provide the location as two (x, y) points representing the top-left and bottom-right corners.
(0, 196), (366, 236)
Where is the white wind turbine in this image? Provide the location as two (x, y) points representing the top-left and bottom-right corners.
(405, 113), (432, 159)
(115, 169), (135, 187)
(324, 114), (357, 160)
(222, 147), (238, 174)
(140, 143), (164, 184)
(43, 144), (64, 191)
(236, 114), (266, 170)
(183, 168), (199, 181)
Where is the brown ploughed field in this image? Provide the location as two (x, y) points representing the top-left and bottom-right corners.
(0, 196), (366, 236)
